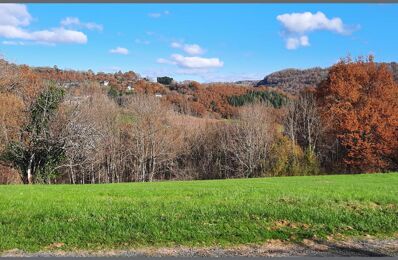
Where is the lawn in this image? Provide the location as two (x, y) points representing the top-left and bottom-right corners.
(0, 173), (397, 252)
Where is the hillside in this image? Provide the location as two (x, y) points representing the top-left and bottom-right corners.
(255, 62), (398, 93)
(0, 59), (289, 119)
(256, 67), (329, 93)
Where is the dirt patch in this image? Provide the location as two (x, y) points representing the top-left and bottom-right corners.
(269, 219), (310, 230)
(2, 237), (398, 257)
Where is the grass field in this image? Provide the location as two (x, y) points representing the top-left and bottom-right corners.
(0, 173), (397, 253)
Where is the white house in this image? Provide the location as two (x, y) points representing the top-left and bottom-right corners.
(101, 80), (109, 86)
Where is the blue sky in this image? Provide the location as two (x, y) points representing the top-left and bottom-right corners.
(0, 4), (397, 82)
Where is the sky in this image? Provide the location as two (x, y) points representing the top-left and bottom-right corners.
(0, 3), (397, 82)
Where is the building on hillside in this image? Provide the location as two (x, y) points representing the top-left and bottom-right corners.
(100, 80), (109, 86)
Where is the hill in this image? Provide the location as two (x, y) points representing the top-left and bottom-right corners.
(255, 62), (398, 93)
(0, 59), (290, 119)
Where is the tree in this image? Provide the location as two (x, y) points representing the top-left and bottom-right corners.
(1, 85), (65, 184)
(157, 76), (174, 85)
(317, 56), (398, 173)
(284, 89), (322, 154)
(221, 103), (275, 178)
(57, 93), (121, 184)
(125, 95), (184, 182)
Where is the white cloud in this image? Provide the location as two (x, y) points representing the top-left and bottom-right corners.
(0, 4), (88, 45)
(159, 54), (223, 69)
(286, 35), (310, 50)
(157, 58), (175, 65)
(171, 41), (205, 55)
(2, 40), (25, 45)
(31, 29), (87, 44)
(60, 17), (80, 26)
(276, 11), (355, 50)
(277, 11), (347, 34)
(148, 11), (170, 18)
(135, 38), (150, 45)
(1, 40), (57, 46)
(109, 47), (129, 55)
(171, 42), (181, 48)
(0, 26), (87, 44)
(61, 17), (103, 31)
(0, 4), (31, 27)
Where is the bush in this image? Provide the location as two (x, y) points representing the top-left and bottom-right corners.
(265, 136), (320, 177)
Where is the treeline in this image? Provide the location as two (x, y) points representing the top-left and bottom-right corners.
(228, 90), (289, 108)
(0, 56), (397, 184)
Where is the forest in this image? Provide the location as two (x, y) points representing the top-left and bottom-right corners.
(0, 55), (397, 184)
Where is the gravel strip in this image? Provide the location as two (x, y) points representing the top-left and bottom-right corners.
(2, 238), (398, 257)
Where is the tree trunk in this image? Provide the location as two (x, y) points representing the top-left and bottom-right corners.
(26, 153), (35, 184)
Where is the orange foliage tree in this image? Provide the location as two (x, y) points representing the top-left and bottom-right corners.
(317, 56), (398, 173)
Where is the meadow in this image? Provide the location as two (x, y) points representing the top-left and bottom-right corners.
(0, 173), (397, 253)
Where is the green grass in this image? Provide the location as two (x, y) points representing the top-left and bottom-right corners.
(0, 173), (397, 252)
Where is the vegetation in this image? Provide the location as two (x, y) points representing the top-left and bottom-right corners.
(256, 67), (329, 93)
(157, 76), (174, 85)
(0, 173), (397, 252)
(1, 85), (65, 184)
(255, 61), (398, 94)
(228, 90), (289, 108)
(318, 56), (398, 173)
(0, 56), (397, 184)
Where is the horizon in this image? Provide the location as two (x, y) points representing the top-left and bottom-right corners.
(0, 3), (397, 82)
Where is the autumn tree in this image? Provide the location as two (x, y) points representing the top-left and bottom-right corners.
(317, 56), (398, 173)
(0, 85), (65, 183)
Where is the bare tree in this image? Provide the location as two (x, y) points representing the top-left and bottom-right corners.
(284, 90), (322, 153)
(221, 103), (275, 178)
(55, 93), (121, 184)
(125, 95), (185, 182)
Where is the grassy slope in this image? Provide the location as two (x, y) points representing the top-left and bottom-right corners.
(0, 173), (397, 252)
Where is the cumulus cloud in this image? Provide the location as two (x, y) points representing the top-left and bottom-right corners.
(286, 35), (310, 50)
(0, 26), (87, 44)
(0, 4), (31, 27)
(277, 11), (348, 34)
(171, 54), (223, 69)
(158, 54), (223, 69)
(171, 42), (205, 55)
(148, 10), (170, 18)
(0, 4), (88, 45)
(276, 11), (355, 50)
(109, 47), (129, 55)
(61, 17), (103, 31)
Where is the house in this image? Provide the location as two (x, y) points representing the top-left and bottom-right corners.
(100, 80), (109, 86)
(155, 93), (163, 98)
